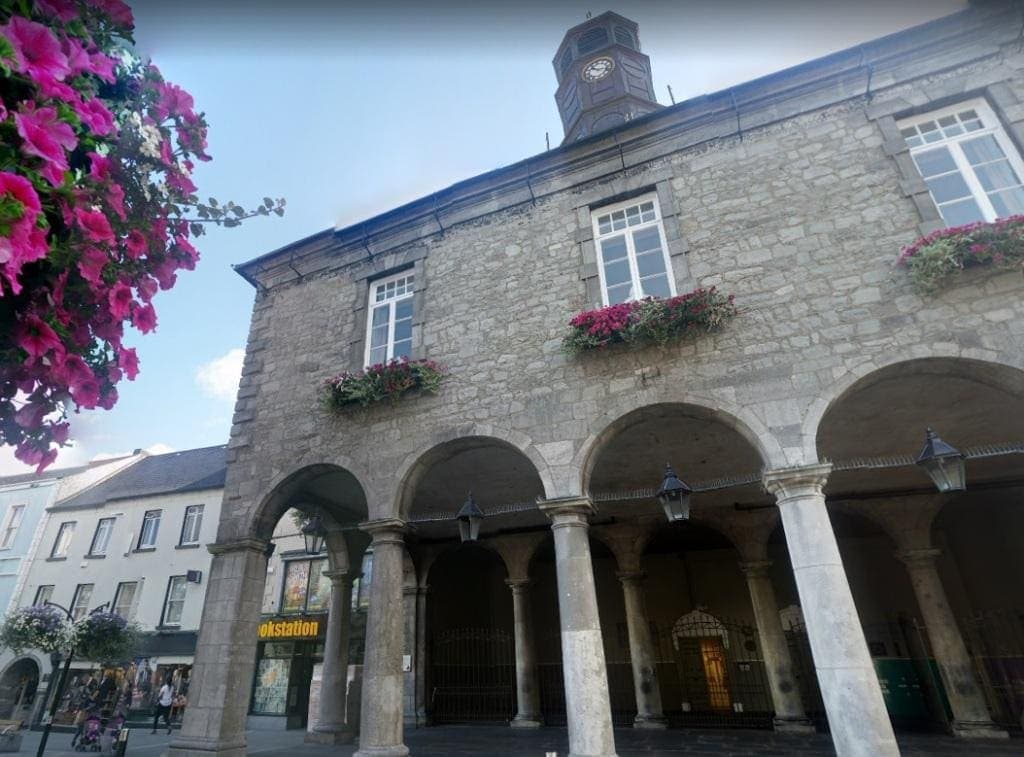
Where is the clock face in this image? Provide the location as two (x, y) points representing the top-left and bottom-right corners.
(581, 57), (615, 83)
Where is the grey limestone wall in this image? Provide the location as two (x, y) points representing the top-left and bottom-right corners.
(220, 13), (1024, 542)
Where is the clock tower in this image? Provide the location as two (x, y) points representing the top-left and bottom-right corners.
(553, 12), (662, 144)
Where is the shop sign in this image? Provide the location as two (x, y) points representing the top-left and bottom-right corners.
(258, 617), (324, 640)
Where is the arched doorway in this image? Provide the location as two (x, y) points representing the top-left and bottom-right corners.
(817, 357), (1024, 738)
(0, 658), (39, 723)
(427, 545), (513, 723)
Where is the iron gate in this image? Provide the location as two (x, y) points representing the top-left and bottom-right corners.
(654, 613), (774, 729)
(962, 608), (1024, 731)
(429, 627), (515, 723)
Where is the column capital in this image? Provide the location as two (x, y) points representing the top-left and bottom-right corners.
(359, 518), (409, 545)
(505, 578), (532, 593)
(763, 463), (832, 501)
(738, 560), (774, 578)
(322, 568), (356, 584)
(538, 496), (595, 526)
(897, 547), (942, 567)
(207, 537), (271, 556)
(616, 570), (647, 586)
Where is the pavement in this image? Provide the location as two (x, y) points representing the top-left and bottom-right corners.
(11, 724), (1022, 755)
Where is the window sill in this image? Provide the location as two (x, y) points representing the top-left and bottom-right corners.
(45, 556), (67, 562)
(155, 624), (182, 632)
(175, 543), (200, 550)
(84, 554), (106, 560)
(132, 547), (157, 554)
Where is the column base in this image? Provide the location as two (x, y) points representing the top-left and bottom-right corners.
(510, 715), (542, 728)
(773, 716), (817, 734)
(951, 720), (1010, 740)
(354, 746), (410, 757)
(167, 736), (247, 757)
(306, 725), (355, 744)
(632, 715), (668, 729)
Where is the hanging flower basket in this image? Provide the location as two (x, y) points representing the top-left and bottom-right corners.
(73, 611), (139, 664)
(897, 216), (1024, 292)
(321, 357), (447, 410)
(562, 288), (738, 356)
(0, 605), (73, 654)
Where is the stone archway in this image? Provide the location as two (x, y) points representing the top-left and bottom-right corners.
(0, 658), (39, 723)
(816, 356), (1024, 740)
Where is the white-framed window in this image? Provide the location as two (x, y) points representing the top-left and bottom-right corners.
(33, 585), (53, 607)
(179, 505), (204, 546)
(51, 522), (75, 558)
(899, 99), (1024, 226)
(88, 517), (115, 556)
(71, 583), (93, 621)
(162, 576), (187, 626)
(364, 271), (415, 367)
(137, 510), (161, 549)
(0, 504), (25, 549)
(112, 581), (137, 619)
(591, 195), (675, 305)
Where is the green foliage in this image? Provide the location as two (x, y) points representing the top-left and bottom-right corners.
(322, 358), (447, 411)
(898, 216), (1024, 292)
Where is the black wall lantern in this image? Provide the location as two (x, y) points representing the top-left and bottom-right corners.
(656, 463), (692, 522)
(456, 491), (484, 543)
(916, 427), (966, 492)
(301, 514), (327, 555)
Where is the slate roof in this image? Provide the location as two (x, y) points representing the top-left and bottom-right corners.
(53, 445), (227, 510)
(0, 458), (128, 488)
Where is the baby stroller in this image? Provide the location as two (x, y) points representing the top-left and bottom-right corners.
(74, 714), (102, 752)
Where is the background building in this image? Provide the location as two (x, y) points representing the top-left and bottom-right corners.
(4, 446), (226, 729)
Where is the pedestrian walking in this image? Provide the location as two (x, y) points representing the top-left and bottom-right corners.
(151, 679), (174, 735)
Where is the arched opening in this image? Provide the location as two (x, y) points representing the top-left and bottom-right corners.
(248, 464), (369, 731)
(426, 544), (512, 723)
(817, 357), (1024, 734)
(0, 658), (39, 723)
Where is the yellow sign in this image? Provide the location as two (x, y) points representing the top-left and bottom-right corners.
(258, 618), (321, 640)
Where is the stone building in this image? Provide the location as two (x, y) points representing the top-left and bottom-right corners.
(171, 4), (1024, 756)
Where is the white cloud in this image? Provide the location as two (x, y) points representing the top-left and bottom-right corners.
(195, 348), (245, 402)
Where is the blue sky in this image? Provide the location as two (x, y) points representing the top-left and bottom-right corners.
(0, 0), (965, 474)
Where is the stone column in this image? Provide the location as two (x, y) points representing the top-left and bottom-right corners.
(899, 548), (1007, 739)
(539, 497), (617, 757)
(309, 569), (356, 744)
(738, 560), (814, 733)
(506, 579), (542, 727)
(414, 586), (429, 726)
(763, 465), (898, 757)
(402, 585), (417, 727)
(616, 571), (666, 729)
(355, 520), (409, 757)
(168, 539), (269, 757)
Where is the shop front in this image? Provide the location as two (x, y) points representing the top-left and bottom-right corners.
(250, 616), (326, 729)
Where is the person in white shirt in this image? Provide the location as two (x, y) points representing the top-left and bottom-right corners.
(151, 679), (174, 734)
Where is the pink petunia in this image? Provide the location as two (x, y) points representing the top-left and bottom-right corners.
(75, 98), (116, 136)
(15, 441), (58, 474)
(69, 374), (101, 409)
(88, 152), (112, 181)
(49, 422), (70, 445)
(153, 81), (195, 121)
(14, 314), (63, 358)
(118, 347), (140, 380)
(1, 17), (69, 84)
(135, 276), (158, 302)
(106, 183), (126, 220)
(36, 0), (80, 23)
(74, 207), (115, 244)
(14, 401), (49, 429)
(14, 105), (76, 186)
(77, 247), (108, 285)
(131, 302), (157, 333)
(93, 0), (134, 28)
(88, 52), (117, 84)
(108, 282), (134, 319)
(124, 230), (147, 259)
(62, 37), (91, 76)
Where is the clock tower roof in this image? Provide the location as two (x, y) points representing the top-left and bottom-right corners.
(552, 11), (661, 144)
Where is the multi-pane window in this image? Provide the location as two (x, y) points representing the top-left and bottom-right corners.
(179, 505), (204, 546)
(280, 557), (331, 614)
(137, 510), (161, 549)
(112, 582), (137, 619)
(365, 272), (414, 367)
(51, 522), (75, 558)
(162, 576), (187, 626)
(89, 517), (115, 556)
(71, 583), (93, 621)
(592, 196), (675, 305)
(899, 100), (1024, 226)
(0, 505), (25, 549)
(34, 585), (54, 607)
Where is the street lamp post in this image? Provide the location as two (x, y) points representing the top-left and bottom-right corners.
(36, 602), (109, 757)
(656, 464), (692, 522)
(456, 492), (484, 543)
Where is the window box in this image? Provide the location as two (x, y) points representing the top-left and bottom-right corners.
(321, 357), (447, 411)
(897, 216), (1024, 292)
(562, 288), (737, 356)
